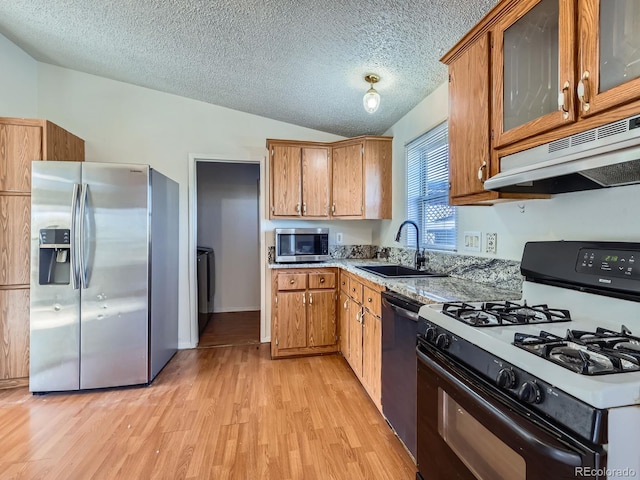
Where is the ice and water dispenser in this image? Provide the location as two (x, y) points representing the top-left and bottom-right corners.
(38, 228), (71, 285)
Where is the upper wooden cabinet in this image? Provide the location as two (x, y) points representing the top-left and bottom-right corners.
(578, 0), (640, 118)
(267, 136), (392, 220)
(492, 0), (576, 148)
(442, 0), (640, 204)
(0, 117), (84, 386)
(448, 33), (494, 204)
(268, 141), (331, 218)
(332, 137), (392, 219)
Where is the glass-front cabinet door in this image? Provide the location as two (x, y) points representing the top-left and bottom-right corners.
(492, 0), (576, 147)
(578, 0), (640, 116)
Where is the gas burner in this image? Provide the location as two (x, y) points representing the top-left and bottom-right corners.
(442, 301), (571, 327)
(514, 326), (640, 375)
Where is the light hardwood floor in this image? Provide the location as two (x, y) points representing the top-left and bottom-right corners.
(198, 311), (260, 348)
(0, 344), (416, 479)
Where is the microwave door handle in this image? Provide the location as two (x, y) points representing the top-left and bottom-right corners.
(416, 347), (586, 466)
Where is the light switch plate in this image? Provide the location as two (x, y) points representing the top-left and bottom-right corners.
(336, 232), (344, 244)
(486, 233), (497, 254)
(463, 231), (481, 252)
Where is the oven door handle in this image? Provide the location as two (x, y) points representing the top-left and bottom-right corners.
(417, 346), (585, 466)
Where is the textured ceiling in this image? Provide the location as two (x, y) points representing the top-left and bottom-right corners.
(0, 0), (499, 137)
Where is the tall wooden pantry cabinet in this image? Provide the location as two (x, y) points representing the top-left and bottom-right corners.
(0, 117), (84, 388)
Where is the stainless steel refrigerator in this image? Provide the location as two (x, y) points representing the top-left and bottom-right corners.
(29, 161), (179, 393)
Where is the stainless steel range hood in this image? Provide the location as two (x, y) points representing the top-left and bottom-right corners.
(484, 114), (640, 194)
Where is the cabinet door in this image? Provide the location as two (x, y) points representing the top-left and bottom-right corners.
(301, 147), (330, 217)
(339, 291), (350, 356)
(270, 145), (301, 216)
(331, 144), (363, 217)
(362, 311), (382, 407)
(307, 290), (336, 347)
(578, 0), (640, 116)
(348, 304), (363, 378)
(0, 124), (42, 192)
(275, 291), (307, 350)
(449, 33), (492, 199)
(0, 288), (30, 379)
(0, 196), (30, 286)
(492, 0), (576, 147)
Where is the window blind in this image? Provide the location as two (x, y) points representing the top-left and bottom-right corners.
(406, 121), (457, 251)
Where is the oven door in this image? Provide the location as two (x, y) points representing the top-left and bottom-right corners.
(416, 341), (605, 480)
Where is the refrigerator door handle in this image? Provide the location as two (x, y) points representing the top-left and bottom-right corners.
(70, 183), (81, 289)
(79, 183), (89, 289)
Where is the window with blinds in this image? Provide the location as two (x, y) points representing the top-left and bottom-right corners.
(406, 121), (457, 251)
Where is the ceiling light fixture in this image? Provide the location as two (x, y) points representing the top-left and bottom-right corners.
(363, 74), (380, 114)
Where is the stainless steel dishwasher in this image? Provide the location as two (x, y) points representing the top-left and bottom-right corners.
(381, 291), (423, 459)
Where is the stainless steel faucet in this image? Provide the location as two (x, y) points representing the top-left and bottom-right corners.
(395, 220), (426, 270)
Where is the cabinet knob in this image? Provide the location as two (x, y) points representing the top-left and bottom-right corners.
(296, 203), (301, 215)
(352, 287), (356, 293)
(320, 277), (325, 283)
(477, 161), (487, 183)
(331, 204), (336, 213)
(303, 203), (307, 214)
(557, 80), (570, 119)
(367, 297), (373, 303)
(309, 293), (313, 304)
(344, 300), (349, 309)
(577, 71), (590, 112)
(290, 279), (295, 284)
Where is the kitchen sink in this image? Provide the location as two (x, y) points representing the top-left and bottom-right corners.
(355, 264), (447, 278)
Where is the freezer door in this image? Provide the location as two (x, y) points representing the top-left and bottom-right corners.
(79, 163), (150, 389)
(30, 161), (82, 392)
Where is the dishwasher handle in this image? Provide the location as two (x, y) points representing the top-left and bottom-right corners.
(382, 292), (423, 322)
(383, 298), (420, 321)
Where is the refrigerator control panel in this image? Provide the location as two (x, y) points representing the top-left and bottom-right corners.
(39, 228), (70, 246)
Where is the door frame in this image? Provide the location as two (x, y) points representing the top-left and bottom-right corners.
(188, 153), (266, 348)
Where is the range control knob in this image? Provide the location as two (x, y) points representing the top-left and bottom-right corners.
(496, 368), (517, 389)
(518, 381), (542, 404)
(435, 333), (451, 350)
(425, 327), (437, 342)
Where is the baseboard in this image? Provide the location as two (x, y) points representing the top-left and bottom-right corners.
(0, 377), (29, 390)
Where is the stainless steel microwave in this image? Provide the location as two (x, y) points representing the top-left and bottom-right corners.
(274, 228), (330, 263)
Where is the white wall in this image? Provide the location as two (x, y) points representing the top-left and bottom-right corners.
(0, 33), (37, 117)
(383, 82), (640, 260)
(197, 162), (260, 312)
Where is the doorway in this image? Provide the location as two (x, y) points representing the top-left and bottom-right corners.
(195, 161), (261, 348)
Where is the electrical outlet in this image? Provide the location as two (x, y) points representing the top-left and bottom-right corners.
(486, 233), (497, 254)
(336, 232), (344, 245)
(463, 231), (481, 252)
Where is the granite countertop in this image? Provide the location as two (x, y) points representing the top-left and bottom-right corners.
(269, 259), (522, 305)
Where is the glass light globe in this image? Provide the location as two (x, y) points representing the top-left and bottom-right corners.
(363, 88), (380, 113)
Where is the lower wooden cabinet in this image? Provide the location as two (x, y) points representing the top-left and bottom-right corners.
(0, 288), (30, 381)
(271, 268), (338, 358)
(341, 271), (384, 411)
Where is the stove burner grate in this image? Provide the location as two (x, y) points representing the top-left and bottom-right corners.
(442, 301), (571, 327)
(514, 326), (640, 375)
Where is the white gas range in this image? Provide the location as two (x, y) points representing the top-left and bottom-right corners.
(416, 241), (640, 480)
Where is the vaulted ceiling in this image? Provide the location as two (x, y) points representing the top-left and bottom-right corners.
(0, 0), (499, 137)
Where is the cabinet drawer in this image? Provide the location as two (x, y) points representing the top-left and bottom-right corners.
(363, 286), (381, 317)
(309, 272), (335, 289)
(277, 273), (307, 290)
(349, 277), (363, 303)
(339, 272), (350, 293)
